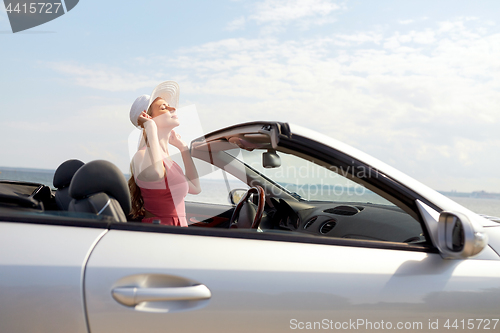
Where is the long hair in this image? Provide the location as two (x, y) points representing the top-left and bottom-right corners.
(128, 166), (145, 219)
(128, 105), (154, 218)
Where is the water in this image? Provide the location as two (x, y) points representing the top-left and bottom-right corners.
(445, 196), (500, 218)
(0, 166), (240, 205)
(1, 166), (499, 218)
(0, 167), (56, 186)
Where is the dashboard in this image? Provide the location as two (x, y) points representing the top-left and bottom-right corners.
(265, 198), (425, 243)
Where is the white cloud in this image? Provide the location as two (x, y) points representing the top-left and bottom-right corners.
(438, 20), (464, 33)
(151, 18), (500, 191)
(251, 0), (339, 24)
(44, 18), (500, 190)
(398, 17), (432, 26)
(398, 19), (414, 25)
(226, 16), (246, 31)
(226, 0), (341, 34)
(412, 30), (436, 44)
(335, 32), (383, 45)
(2, 102), (134, 171)
(47, 63), (159, 92)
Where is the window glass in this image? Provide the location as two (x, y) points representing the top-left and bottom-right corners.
(214, 147), (426, 244)
(185, 158), (249, 205)
(236, 149), (394, 205)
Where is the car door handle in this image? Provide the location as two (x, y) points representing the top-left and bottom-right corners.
(112, 284), (212, 307)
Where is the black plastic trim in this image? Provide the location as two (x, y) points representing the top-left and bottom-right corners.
(0, 210), (111, 229)
(0, 210), (437, 253)
(110, 222), (438, 253)
(0, 193), (42, 209)
(0, 180), (45, 188)
(191, 121), (280, 144)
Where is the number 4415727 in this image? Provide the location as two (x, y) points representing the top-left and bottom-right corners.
(444, 319), (499, 330)
(5, 3), (62, 14)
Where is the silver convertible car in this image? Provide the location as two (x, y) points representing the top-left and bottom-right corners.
(1, 121), (500, 333)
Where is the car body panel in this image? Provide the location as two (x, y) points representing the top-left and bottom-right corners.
(484, 227), (500, 258)
(85, 229), (500, 333)
(0, 222), (106, 333)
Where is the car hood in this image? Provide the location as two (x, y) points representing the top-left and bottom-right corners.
(480, 214), (500, 224)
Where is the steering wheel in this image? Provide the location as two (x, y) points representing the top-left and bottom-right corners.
(228, 186), (265, 229)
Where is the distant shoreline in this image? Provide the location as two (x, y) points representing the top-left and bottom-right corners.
(439, 190), (500, 200)
(0, 166), (56, 173)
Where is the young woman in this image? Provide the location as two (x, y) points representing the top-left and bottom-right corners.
(128, 81), (201, 226)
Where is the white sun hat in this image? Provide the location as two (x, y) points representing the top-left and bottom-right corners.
(129, 94), (150, 128)
(129, 81), (180, 128)
(147, 80), (180, 111)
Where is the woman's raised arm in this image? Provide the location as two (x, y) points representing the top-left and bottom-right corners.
(169, 130), (201, 194)
(132, 111), (166, 182)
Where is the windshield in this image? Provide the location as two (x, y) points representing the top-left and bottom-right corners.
(227, 148), (395, 206)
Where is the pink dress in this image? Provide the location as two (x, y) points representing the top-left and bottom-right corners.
(136, 159), (189, 227)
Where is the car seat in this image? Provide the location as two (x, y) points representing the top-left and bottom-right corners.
(68, 160), (131, 222)
(53, 159), (85, 210)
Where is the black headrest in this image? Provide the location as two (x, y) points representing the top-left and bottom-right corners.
(69, 160), (131, 215)
(53, 159), (85, 189)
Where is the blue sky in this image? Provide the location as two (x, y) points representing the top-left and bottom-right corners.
(1, 0), (500, 192)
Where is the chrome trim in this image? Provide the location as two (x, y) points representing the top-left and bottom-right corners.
(303, 216), (317, 229)
(319, 220), (337, 234)
(96, 199), (111, 216)
(80, 229), (108, 333)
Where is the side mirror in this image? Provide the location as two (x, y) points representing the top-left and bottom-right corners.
(263, 149), (281, 168)
(437, 211), (487, 259)
(228, 189), (247, 205)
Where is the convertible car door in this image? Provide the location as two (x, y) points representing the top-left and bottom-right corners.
(0, 222), (106, 333)
(85, 226), (500, 333)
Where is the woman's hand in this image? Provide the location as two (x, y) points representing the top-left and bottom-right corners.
(169, 130), (188, 151)
(137, 110), (154, 128)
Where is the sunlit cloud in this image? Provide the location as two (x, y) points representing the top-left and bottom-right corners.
(226, 16), (246, 31)
(47, 62), (159, 92)
(227, 0), (342, 34)
(251, 0), (340, 24)
(2, 102), (133, 171)
(153, 18), (500, 190)
(42, 17), (500, 190)
(398, 19), (414, 25)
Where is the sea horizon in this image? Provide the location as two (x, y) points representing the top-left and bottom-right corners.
(1, 165), (498, 196)
(1, 166), (499, 217)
